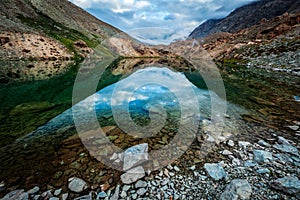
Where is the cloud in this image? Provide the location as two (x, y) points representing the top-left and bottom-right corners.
(69, 0), (257, 44)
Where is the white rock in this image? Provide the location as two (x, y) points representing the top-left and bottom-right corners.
(123, 143), (148, 171)
(220, 179), (252, 200)
(221, 150), (233, 155)
(238, 141), (251, 148)
(68, 177), (88, 193)
(204, 163), (227, 181)
(54, 189), (62, 196)
(227, 140), (235, 147)
(110, 185), (120, 200)
(174, 166), (180, 172)
(135, 180), (147, 188)
(121, 166), (145, 184)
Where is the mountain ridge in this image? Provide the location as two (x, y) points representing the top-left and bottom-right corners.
(189, 0), (300, 39)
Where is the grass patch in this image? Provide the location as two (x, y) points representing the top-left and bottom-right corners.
(17, 13), (100, 63)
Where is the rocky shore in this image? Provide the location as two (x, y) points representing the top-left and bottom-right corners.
(1, 123), (299, 200)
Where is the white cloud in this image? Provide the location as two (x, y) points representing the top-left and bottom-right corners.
(69, 0), (257, 43)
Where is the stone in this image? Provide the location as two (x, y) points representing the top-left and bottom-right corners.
(270, 176), (300, 198)
(135, 180), (147, 188)
(220, 179), (252, 200)
(132, 193), (138, 199)
(49, 197), (60, 200)
(110, 185), (120, 200)
(221, 150), (233, 155)
(274, 154), (294, 163)
(137, 188), (147, 196)
(258, 140), (271, 147)
(121, 166), (145, 184)
(204, 163), (227, 181)
(120, 191), (127, 198)
(123, 143), (148, 171)
(244, 160), (258, 167)
(74, 195), (91, 200)
(68, 177), (88, 193)
(97, 192), (107, 199)
(2, 189), (27, 200)
(253, 150), (273, 163)
(174, 166), (180, 172)
(256, 168), (270, 174)
(0, 181), (5, 192)
(273, 144), (299, 156)
(288, 126), (299, 131)
(227, 140), (235, 147)
(122, 185), (131, 192)
(54, 189), (62, 196)
(62, 193), (69, 200)
(27, 186), (40, 194)
(41, 190), (53, 199)
(33, 195), (41, 200)
(238, 141), (251, 148)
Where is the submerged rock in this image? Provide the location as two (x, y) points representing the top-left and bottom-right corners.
(270, 176), (300, 198)
(220, 179), (252, 200)
(204, 163), (227, 181)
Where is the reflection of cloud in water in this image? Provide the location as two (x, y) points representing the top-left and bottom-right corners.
(74, 66), (244, 119)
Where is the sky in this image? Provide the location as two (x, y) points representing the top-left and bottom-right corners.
(69, 0), (257, 44)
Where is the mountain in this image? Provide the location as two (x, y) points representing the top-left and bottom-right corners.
(0, 0), (173, 84)
(199, 11), (300, 76)
(0, 0), (123, 61)
(189, 0), (300, 39)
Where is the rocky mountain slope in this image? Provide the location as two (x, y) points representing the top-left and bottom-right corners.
(0, 0), (122, 59)
(0, 0), (174, 83)
(199, 12), (300, 76)
(189, 0), (300, 39)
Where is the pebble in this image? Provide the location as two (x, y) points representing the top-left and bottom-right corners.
(221, 150), (233, 155)
(97, 192), (107, 199)
(62, 193), (69, 200)
(1, 189), (27, 200)
(270, 176), (300, 198)
(68, 177), (88, 193)
(256, 168), (270, 174)
(227, 140), (235, 147)
(120, 190), (127, 198)
(49, 197), (59, 200)
(123, 143), (148, 171)
(27, 186), (40, 195)
(288, 125), (299, 131)
(123, 185), (131, 192)
(244, 160), (258, 167)
(204, 163), (227, 181)
(258, 140), (271, 147)
(238, 141), (251, 148)
(135, 180), (147, 188)
(137, 188), (147, 196)
(121, 166), (146, 184)
(253, 149), (273, 163)
(220, 179), (252, 200)
(174, 166), (180, 172)
(110, 185), (120, 200)
(54, 188), (62, 196)
(273, 143), (299, 156)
